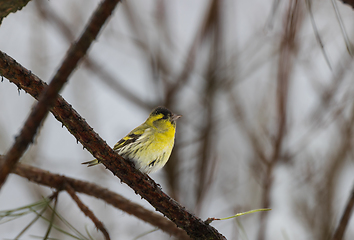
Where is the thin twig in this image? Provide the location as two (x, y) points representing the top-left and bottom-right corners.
(0, 0), (121, 190)
(65, 184), (110, 240)
(305, 0), (333, 70)
(331, 0), (353, 57)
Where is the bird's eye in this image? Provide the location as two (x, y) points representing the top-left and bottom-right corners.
(161, 114), (168, 120)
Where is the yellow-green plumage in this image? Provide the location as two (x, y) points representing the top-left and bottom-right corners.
(82, 106), (180, 174)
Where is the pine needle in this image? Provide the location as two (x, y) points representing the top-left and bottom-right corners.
(205, 208), (272, 224)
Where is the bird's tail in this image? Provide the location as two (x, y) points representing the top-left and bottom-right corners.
(82, 159), (100, 167)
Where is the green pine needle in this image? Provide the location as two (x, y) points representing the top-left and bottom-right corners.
(0, 195), (90, 240)
(205, 208), (271, 224)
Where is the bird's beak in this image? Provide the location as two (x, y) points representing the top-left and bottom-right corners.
(171, 114), (182, 122)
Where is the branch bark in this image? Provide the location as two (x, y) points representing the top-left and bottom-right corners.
(0, 0), (32, 24)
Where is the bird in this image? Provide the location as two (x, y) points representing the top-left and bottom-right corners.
(82, 106), (181, 174)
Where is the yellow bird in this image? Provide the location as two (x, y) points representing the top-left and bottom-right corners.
(83, 106), (181, 174)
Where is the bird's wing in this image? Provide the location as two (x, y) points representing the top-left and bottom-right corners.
(113, 125), (150, 151)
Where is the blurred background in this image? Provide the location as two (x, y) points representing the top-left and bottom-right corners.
(1, 0), (354, 239)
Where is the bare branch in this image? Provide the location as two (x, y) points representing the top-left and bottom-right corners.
(13, 163), (191, 239)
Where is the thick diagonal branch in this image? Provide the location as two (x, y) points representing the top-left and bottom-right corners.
(0, 56), (225, 239)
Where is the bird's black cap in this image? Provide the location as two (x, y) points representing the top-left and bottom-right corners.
(151, 106), (172, 119)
